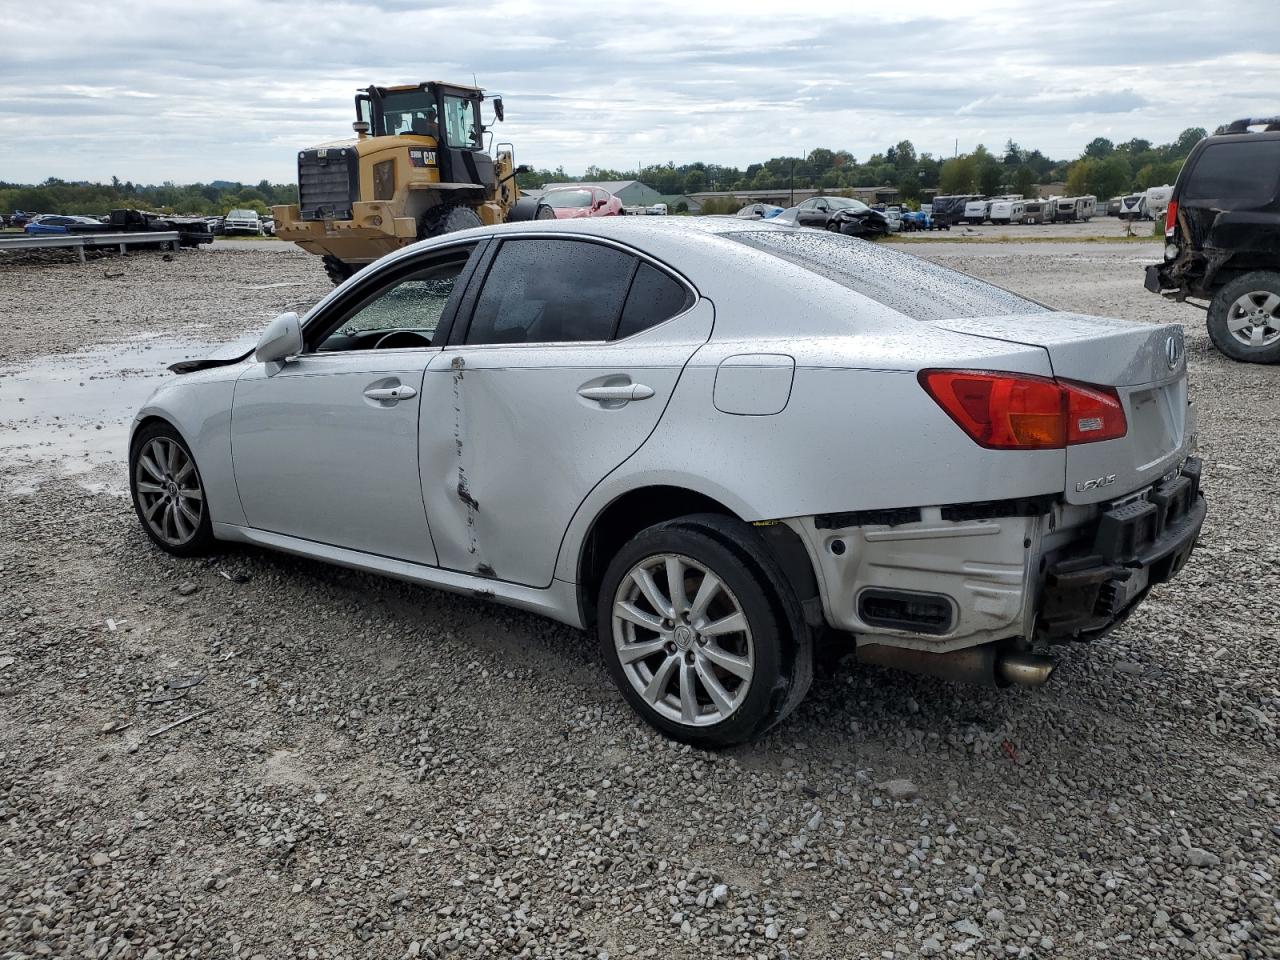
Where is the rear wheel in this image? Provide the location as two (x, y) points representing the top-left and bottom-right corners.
(535, 204), (557, 220)
(597, 518), (806, 747)
(419, 204), (483, 239)
(1207, 271), (1280, 363)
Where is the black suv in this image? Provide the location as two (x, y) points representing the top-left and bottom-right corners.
(1146, 117), (1280, 363)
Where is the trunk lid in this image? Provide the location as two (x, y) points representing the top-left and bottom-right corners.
(932, 313), (1192, 504)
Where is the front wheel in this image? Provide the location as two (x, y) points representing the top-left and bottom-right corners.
(419, 204), (484, 239)
(597, 518), (805, 747)
(129, 422), (216, 556)
(1207, 271), (1280, 363)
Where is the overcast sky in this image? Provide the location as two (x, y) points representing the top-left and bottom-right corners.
(1, 0), (1275, 185)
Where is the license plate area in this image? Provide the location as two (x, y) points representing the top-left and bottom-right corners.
(1094, 458), (1201, 563)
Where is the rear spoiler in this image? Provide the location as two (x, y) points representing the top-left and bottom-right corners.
(1223, 117), (1280, 134)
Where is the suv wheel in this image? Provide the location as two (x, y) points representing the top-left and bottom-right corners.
(1207, 271), (1280, 363)
(597, 518), (807, 747)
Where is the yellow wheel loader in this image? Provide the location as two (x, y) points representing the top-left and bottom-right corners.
(273, 81), (551, 283)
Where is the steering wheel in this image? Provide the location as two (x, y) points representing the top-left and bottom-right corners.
(373, 330), (432, 350)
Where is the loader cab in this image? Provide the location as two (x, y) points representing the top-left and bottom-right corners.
(358, 82), (496, 191)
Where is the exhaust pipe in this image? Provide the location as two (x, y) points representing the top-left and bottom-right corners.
(994, 652), (1057, 687)
(857, 643), (1056, 688)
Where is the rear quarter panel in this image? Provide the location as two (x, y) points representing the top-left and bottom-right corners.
(553, 329), (1064, 582)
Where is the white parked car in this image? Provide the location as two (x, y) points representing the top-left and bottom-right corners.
(129, 218), (1205, 746)
(223, 209), (263, 235)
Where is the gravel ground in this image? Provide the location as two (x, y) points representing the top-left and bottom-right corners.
(1, 241), (1277, 960)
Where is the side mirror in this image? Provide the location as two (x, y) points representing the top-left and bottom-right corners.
(493, 97), (504, 122)
(255, 312), (303, 363)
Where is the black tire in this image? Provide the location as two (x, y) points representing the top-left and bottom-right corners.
(419, 204), (484, 239)
(1206, 271), (1280, 364)
(534, 204), (557, 220)
(597, 515), (810, 747)
(322, 254), (355, 285)
(129, 421), (216, 557)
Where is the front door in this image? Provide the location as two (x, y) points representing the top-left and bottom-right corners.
(230, 247), (477, 564)
(418, 236), (712, 588)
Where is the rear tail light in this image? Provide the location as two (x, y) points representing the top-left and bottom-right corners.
(919, 370), (1127, 450)
(1164, 199), (1178, 235)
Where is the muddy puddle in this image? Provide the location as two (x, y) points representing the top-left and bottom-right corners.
(0, 334), (247, 488)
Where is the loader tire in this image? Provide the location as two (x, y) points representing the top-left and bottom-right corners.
(419, 205), (483, 240)
(323, 255), (355, 285)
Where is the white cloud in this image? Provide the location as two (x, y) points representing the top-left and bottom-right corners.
(0, 0), (1275, 183)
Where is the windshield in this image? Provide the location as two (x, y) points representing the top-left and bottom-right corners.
(726, 230), (1047, 321)
(228, 210), (256, 219)
(375, 89), (437, 137)
(545, 189), (594, 208)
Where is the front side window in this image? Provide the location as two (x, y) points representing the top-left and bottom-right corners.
(443, 95), (481, 149)
(1183, 139), (1280, 202)
(316, 254), (471, 352)
(465, 239), (636, 344)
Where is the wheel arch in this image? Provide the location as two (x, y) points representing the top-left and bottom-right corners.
(572, 483), (821, 633)
(130, 413), (182, 449)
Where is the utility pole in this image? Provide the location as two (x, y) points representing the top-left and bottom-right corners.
(954, 138), (958, 158)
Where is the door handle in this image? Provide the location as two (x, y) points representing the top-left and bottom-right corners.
(364, 384), (417, 401)
(578, 383), (655, 402)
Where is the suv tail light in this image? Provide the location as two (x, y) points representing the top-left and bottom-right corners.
(919, 370), (1127, 450)
(1164, 199), (1178, 235)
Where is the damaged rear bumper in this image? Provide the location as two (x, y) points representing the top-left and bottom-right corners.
(785, 458), (1205, 653)
(1038, 458), (1205, 640)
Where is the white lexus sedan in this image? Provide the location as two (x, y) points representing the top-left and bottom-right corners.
(130, 218), (1205, 746)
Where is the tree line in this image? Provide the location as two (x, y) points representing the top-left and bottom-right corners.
(516, 127), (1209, 203)
(0, 177), (298, 218)
(3, 126), (1210, 218)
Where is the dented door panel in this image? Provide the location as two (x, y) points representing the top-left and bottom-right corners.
(417, 300), (714, 588)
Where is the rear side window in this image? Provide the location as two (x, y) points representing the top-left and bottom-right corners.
(726, 231), (1046, 321)
(466, 238), (635, 344)
(1183, 139), (1280, 202)
(616, 262), (693, 338)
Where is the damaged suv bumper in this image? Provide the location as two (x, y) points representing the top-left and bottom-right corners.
(786, 458), (1206, 655)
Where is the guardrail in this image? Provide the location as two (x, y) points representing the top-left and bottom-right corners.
(0, 231), (181, 263)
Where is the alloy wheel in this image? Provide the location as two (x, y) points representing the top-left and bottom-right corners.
(1227, 291), (1280, 348)
(611, 553), (754, 727)
(134, 437), (205, 546)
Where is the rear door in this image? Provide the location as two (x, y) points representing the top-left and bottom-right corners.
(795, 199), (828, 227)
(417, 236), (711, 587)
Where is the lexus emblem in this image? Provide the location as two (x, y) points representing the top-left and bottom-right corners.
(1166, 332), (1183, 370)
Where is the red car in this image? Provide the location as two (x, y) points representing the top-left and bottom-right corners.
(541, 187), (623, 218)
